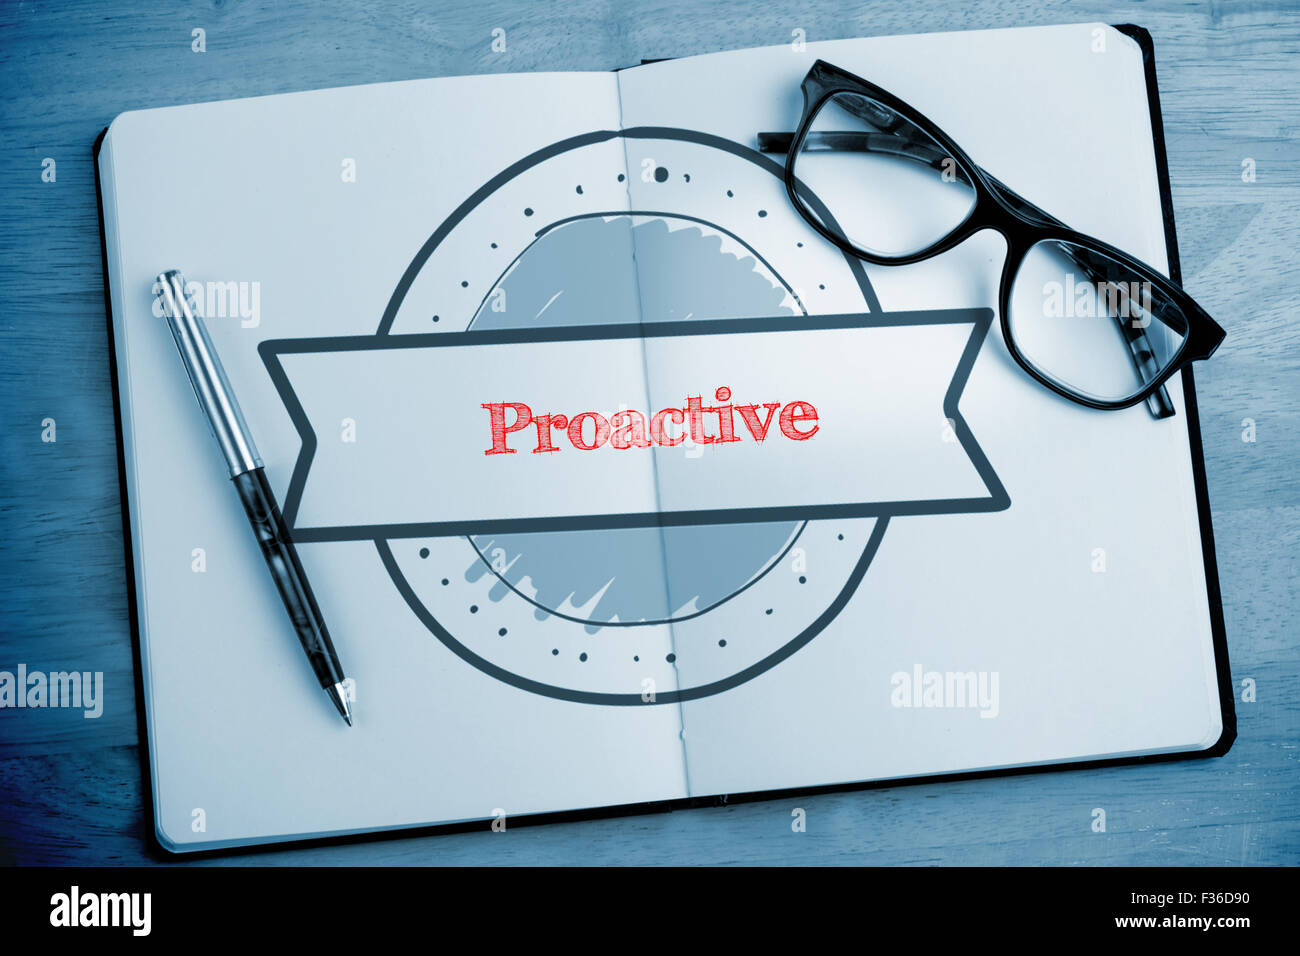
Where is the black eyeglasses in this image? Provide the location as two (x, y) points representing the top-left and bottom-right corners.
(758, 60), (1225, 419)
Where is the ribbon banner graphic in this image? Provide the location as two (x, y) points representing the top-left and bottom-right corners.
(260, 310), (1008, 542)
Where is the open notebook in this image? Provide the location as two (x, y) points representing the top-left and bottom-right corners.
(96, 22), (1232, 852)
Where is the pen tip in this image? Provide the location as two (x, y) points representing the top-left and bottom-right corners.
(328, 682), (354, 727)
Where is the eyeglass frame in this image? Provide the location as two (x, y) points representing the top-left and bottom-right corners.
(758, 59), (1226, 417)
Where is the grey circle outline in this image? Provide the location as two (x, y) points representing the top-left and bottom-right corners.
(375, 126), (887, 705)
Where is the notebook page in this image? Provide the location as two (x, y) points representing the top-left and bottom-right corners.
(615, 23), (1223, 796)
(100, 71), (689, 850)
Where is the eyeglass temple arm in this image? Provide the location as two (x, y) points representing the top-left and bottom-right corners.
(757, 130), (1176, 419)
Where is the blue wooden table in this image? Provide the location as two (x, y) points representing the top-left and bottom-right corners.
(1, 0), (1297, 865)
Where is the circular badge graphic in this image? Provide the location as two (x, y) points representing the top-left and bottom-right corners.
(376, 128), (890, 704)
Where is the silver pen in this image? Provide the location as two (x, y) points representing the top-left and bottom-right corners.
(156, 270), (353, 726)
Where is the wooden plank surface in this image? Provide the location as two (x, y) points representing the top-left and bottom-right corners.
(0, 0), (1297, 865)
